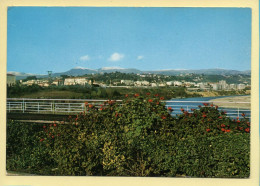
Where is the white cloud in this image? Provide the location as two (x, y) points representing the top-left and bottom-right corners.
(108, 52), (124, 61)
(79, 55), (90, 61)
(137, 55), (144, 60)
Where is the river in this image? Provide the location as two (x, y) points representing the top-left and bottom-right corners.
(165, 95), (251, 119)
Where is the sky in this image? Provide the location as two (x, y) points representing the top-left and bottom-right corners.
(7, 7), (251, 74)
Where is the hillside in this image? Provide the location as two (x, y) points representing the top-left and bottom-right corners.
(8, 67), (251, 80)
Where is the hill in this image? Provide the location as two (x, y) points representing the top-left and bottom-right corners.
(8, 67), (251, 80)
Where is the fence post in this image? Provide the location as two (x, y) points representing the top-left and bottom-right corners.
(237, 107), (239, 118)
(8, 102), (10, 112)
(38, 102), (40, 113)
(53, 101), (55, 114)
(68, 103), (71, 113)
(22, 99), (25, 113)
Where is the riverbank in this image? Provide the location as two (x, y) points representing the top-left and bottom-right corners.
(188, 90), (251, 97)
(209, 95), (251, 109)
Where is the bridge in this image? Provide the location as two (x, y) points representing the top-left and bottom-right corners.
(6, 98), (251, 120)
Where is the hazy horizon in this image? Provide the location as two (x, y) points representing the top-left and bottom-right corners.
(7, 66), (251, 76)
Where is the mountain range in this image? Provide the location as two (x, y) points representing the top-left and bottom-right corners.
(8, 67), (251, 80)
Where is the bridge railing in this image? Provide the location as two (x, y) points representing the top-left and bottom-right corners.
(6, 98), (251, 119)
(6, 98), (123, 114)
(164, 100), (250, 119)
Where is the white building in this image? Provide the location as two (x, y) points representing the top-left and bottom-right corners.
(173, 81), (182, 86)
(64, 77), (91, 86)
(51, 79), (64, 86)
(197, 82), (211, 90)
(237, 84), (246, 90)
(219, 80), (228, 90)
(22, 79), (38, 86)
(166, 81), (174, 86)
(22, 79), (50, 87)
(121, 80), (134, 85)
(134, 81), (150, 86)
(151, 83), (158, 87)
(212, 83), (219, 90)
(159, 83), (166, 87)
(229, 84), (237, 90)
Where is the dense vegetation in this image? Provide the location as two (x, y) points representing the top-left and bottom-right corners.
(7, 84), (44, 97)
(7, 84), (201, 100)
(6, 94), (250, 177)
(83, 72), (250, 85)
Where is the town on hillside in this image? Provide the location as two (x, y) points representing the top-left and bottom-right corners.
(7, 71), (250, 92)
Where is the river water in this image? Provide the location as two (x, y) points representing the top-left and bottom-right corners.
(165, 95), (251, 119)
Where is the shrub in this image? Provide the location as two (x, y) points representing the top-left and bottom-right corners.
(6, 121), (55, 175)
(6, 94), (250, 177)
(175, 104), (250, 137)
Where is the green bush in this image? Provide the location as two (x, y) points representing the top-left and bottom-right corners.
(6, 122), (56, 175)
(6, 93), (250, 177)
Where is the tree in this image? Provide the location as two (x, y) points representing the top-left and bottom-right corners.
(60, 75), (69, 80)
(25, 76), (37, 81)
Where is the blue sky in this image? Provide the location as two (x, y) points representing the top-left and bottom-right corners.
(7, 7), (251, 74)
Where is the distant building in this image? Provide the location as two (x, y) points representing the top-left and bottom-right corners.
(197, 82), (205, 89)
(166, 81), (174, 86)
(197, 82), (210, 90)
(184, 82), (195, 87)
(219, 80), (228, 90)
(158, 83), (166, 87)
(173, 81), (182, 86)
(134, 81), (149, 86)
(212, 84), (219, 90)
(64, 77), (91, 86)
(40, 82), (50, 87)
(237, 84), (246, 90)
(22, 79), (37, 86)
(229, 84), (237, 90)
(151, 83), (158, 87)
(37, 80), (49, 87)
(135, 81), (142, 86)
(51, 79), (64, 86)
(121, 80), (134, 86)
(142, 81), (150, 86)
(7, 74), (16, 86)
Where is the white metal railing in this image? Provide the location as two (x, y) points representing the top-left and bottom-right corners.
(164, 100), (250, 119)
(6, 98), (122, 114)
(6, 98), (251, 119)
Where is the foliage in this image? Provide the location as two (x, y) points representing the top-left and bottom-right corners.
(6, 94), (250, 177)
(7, 84), (43, 97)
(7, 83), (200, 100)
(25, 76), (37, 81)
(84, 71), (251, 85)
(217, 90), (247, 96)
(6, 121), (56, 175)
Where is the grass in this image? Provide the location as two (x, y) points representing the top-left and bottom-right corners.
(19, 90), (86, 99)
